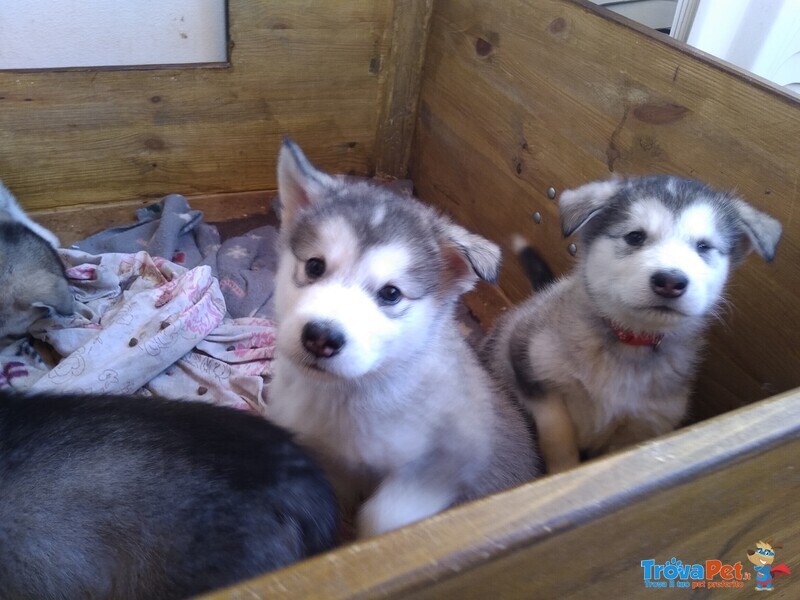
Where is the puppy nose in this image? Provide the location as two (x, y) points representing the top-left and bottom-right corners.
(302, 321), (346, 358)
(650, 270), (689, 298)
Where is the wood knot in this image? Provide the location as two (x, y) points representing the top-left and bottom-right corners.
(548, 17), (566, 34)
(475, 37), (493, 56)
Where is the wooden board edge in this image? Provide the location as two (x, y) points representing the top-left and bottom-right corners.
(569, 0), (800, 107)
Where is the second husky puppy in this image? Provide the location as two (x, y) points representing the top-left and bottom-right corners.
(0, 186), (74, 341)
(268, 139), (539, 538)
(0, 223), (73, 342)
(482, 176), (782, 474)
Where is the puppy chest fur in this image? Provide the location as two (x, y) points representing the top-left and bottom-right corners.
(492, 278), (696, 455)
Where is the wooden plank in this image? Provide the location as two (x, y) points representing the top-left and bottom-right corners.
(201, 387), (800, 599)
(413, 437), (800, 599)
(409, 0), (800, 418)
(373, 0), (435, 178)
(462, 280), (513, 330)
(0, 0), (393, 210)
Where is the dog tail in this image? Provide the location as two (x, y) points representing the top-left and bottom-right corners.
(511, 234), (555, 293)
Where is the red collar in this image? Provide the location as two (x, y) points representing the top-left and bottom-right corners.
(610, 322), (663, 349)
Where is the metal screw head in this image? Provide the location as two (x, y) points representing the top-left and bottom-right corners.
(547, 187), (557, 199)
(532, 211), (542, 224)
(567, 243), (577, 256)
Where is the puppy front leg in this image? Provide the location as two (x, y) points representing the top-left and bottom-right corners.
(524, 393), (580, 474)
(356, 471), (456, 538)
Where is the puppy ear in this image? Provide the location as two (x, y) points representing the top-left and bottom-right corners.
(28, 273), (75, 316)
(438, 220), (501, 294)
(276, 138), (336, 226)
(559, 177), (623, 237)
(729, 197), (782, 262)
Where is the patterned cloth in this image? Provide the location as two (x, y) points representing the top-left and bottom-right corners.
(0, 249), (274, 413)
(72, 194), (279, 319)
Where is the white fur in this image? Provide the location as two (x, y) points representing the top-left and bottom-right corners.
(483, 177), (781, 474)
(267, 139), (539, 537)
(585, 200), (731, 332)
(0, 181), (60, 248)
(270, 234), (501, 535)
(357, 476), (455, 537)
(275, 236), (435, 380)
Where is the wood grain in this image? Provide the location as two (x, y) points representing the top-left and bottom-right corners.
(201, 388), (800, 599)
(409, 0), (800, 419)
(0, 1), (393, 210)
(373, 0), (435, 178)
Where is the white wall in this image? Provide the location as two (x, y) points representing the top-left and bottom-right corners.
(591, 0), (679, 30)
(0, 1), (227, 70)
(686, 0), (800, 94)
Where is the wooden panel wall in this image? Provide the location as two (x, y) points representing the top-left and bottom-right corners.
(0, 0), (421, 211)
(410, 0), (800, 419)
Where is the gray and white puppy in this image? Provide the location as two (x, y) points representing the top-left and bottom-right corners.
(268, 139), (539, 538)
(481, 176), (782, 473)
(0, 182), (73, 341)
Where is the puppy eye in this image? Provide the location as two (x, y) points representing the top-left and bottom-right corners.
(624, 230), (647, 247)
(305, 257), (326, 279)
(377, 285), (402, 306)
(696, 240), (713, 253)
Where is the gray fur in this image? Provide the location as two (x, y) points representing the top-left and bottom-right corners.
(0, 391), (338, 599)
(0, 184), (73, 341)
(508, 321), (547, 398)
(269, 140), (538, 537)
(482, 175), (782, 473)
(561, 176), (781, 260)
(0, 221), (74, 342)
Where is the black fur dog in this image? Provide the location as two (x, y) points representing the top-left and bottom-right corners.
(0, 391), (338, 599)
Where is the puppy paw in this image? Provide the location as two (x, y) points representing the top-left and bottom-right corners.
(356, 478), (454, 538)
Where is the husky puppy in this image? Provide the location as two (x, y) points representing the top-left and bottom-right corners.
(0, 391), (338, 599)
(268, 139), (539, 538)
(482, 176), (782, 474)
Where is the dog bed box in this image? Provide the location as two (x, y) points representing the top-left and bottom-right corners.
(2, 0), (798, 596)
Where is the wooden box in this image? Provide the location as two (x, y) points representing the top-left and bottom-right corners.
(2, 1), (798, 597)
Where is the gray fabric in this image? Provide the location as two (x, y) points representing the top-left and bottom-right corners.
(72, 194), (278, 319)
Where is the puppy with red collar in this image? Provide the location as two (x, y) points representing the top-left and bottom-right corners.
(481, 176), (782, 473)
